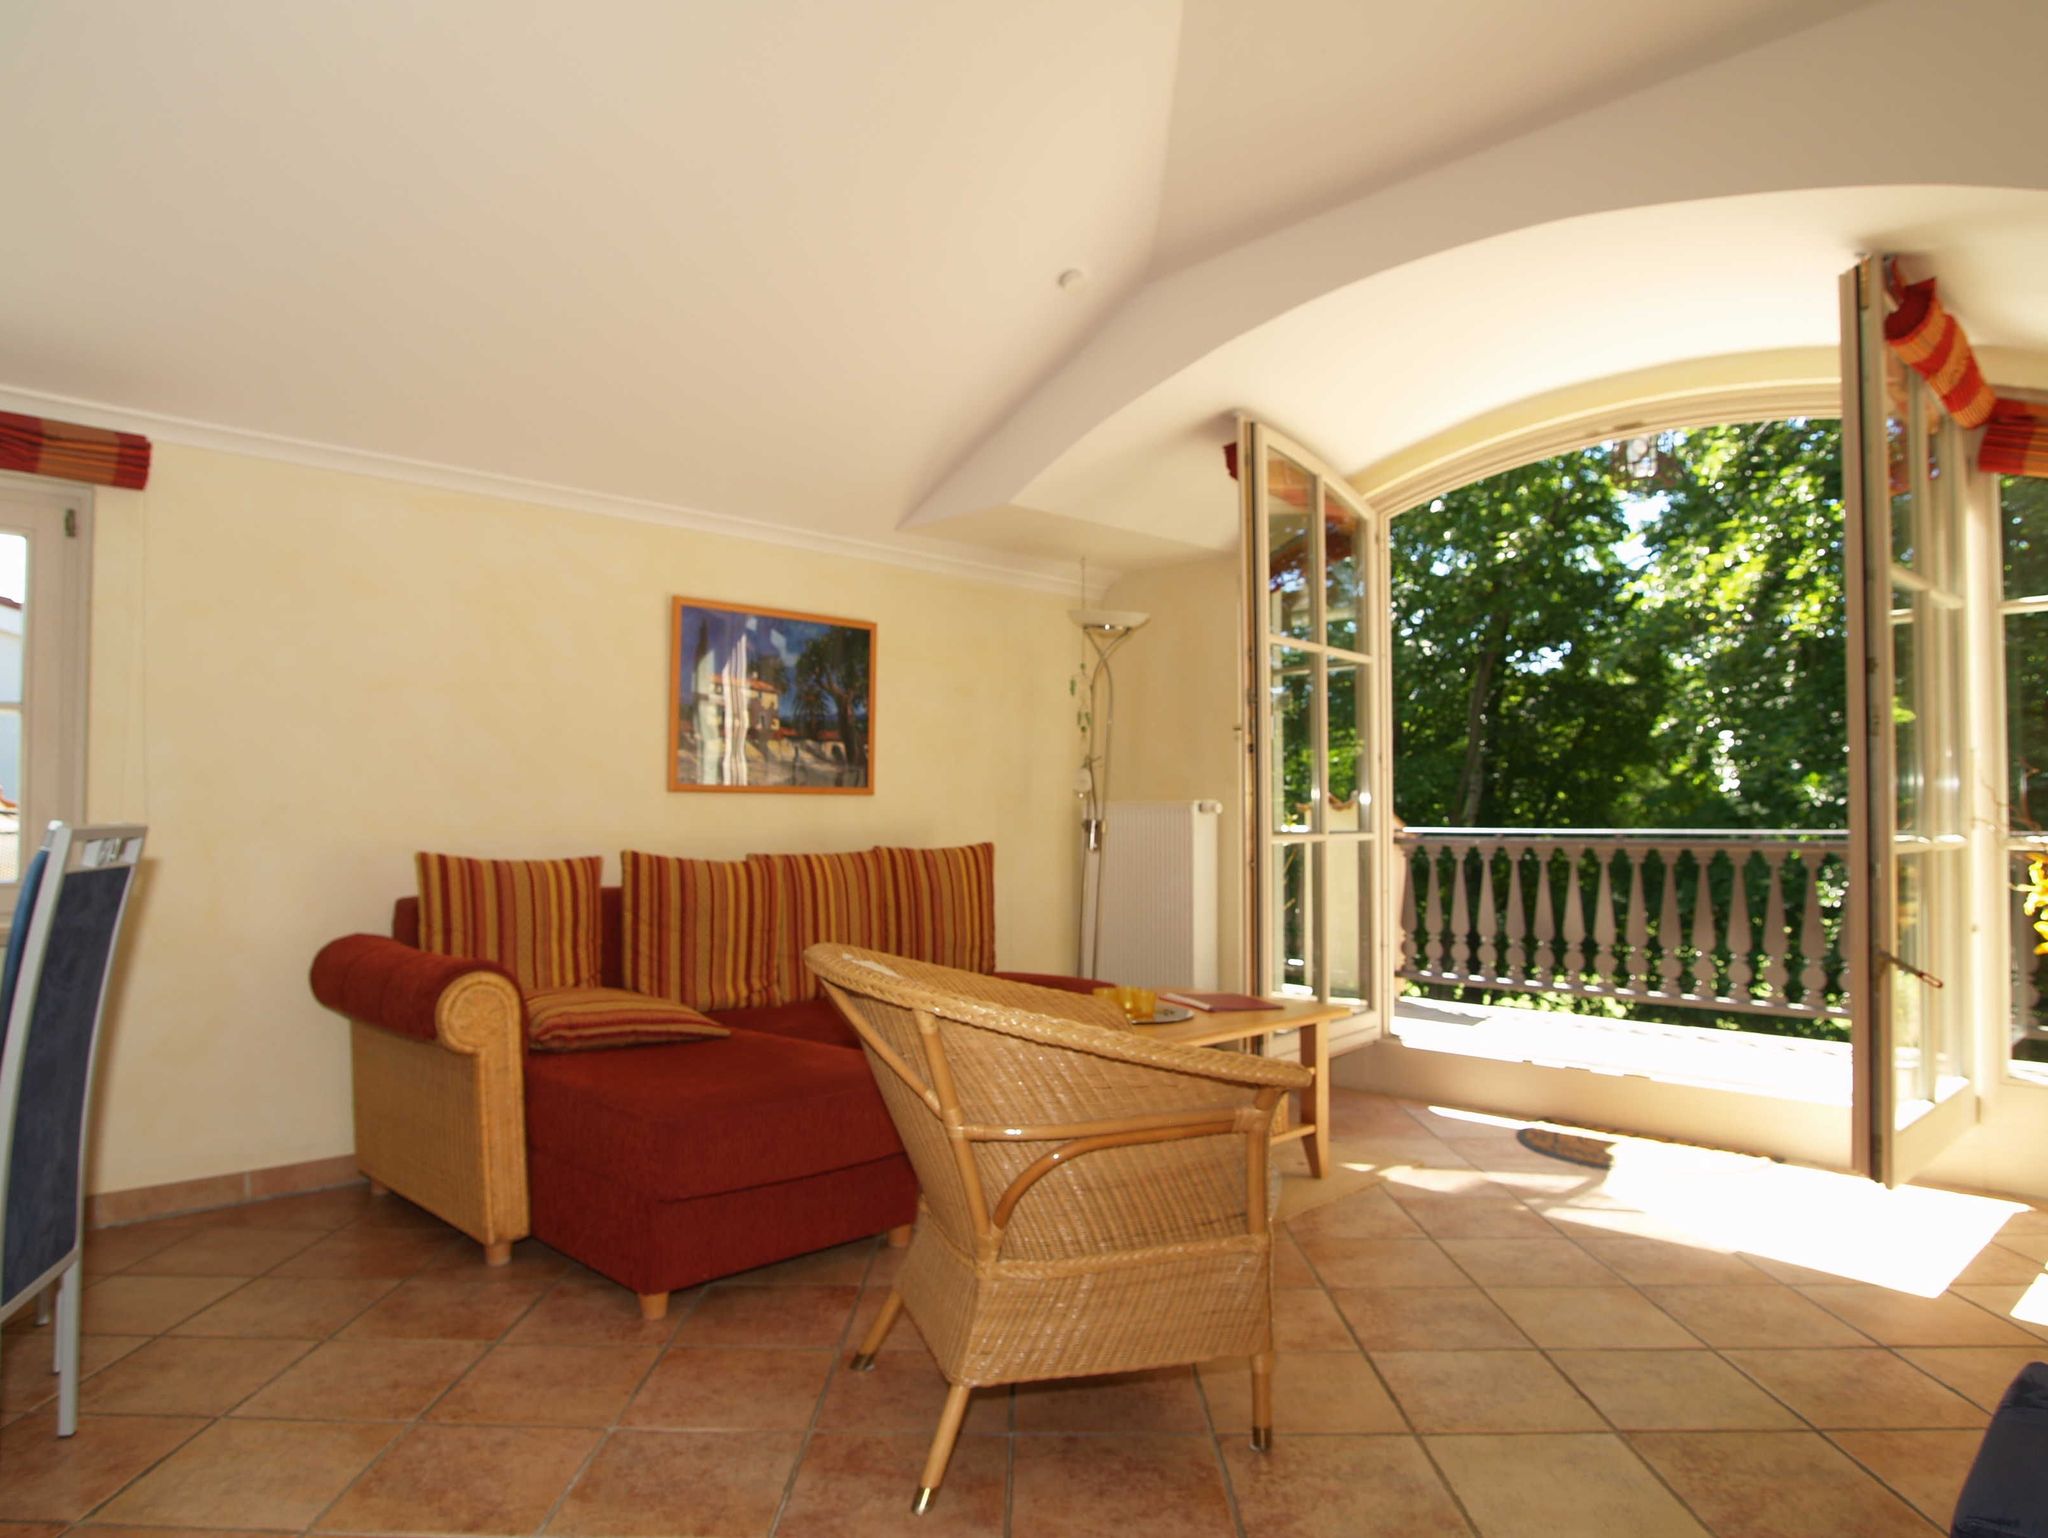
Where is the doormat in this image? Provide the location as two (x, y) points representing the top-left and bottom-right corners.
(1516, 1127), (1615, 1169)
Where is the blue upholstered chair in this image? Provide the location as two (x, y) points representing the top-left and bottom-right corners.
(0, 822), (147, 1436)
(1950, 1359), (2048, 1537)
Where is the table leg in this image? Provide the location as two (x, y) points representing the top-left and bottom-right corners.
(1301, 1018), (1329, 1178)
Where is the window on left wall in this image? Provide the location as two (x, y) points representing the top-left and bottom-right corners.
(0, 473), (91, 929)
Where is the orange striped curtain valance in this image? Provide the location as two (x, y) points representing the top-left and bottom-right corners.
(1880, 266), (2046, 482)
(1983, 401), (2048, 479)
(0, 410), (151, 489)
(1883, 277), (1997, 430)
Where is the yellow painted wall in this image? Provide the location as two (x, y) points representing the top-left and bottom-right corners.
(82, 445), (1082, 1196)
(1101, 554), (1246, 991)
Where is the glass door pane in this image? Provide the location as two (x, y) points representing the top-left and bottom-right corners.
(1271, 645), (1315, 833)
(2000, 475), (2048, 1068)
(1324, 488), (1361, 651)
(1275, 841), (1313, 994)
(1243, 419), (1392, 1026)
(1842, 257), (1978, 1184)
(1327, 659), (1364, 830)
(1268, 451), (1315, 642)
(1328, 837), (1371, 1006)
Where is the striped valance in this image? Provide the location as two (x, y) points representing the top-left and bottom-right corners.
(1883, 276), (1997, 429)
(0, 410), (150, 489)
(1879, 264), (2043, 481)
(1983, 401), (2048, 479)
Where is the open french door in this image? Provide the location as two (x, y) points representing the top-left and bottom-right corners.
(1239, 419), (1394, 1037)
(1842, 257), (1982, 1185)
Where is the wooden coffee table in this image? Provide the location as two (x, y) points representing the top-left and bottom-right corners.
(1135, 999), (1350, 1178)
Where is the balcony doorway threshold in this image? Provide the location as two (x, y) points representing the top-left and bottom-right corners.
(1391, 994), (1851, 1107)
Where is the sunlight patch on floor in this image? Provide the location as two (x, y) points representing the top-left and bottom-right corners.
(1535, 1123), (2030, 1297)
(1394, 997), (1852, 1103)
(2010, 1274), (2048, 1327)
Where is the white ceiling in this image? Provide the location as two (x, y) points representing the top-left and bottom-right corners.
(1151, 0), (1862, 271)
(0, 0), (1180, 542)
(6, 0), (2046, 586)
(1009, 186), (2048, 557)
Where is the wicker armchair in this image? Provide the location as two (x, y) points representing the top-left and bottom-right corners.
(809, 944), (1315, 1514)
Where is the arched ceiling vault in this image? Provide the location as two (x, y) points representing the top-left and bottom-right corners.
(911, 0), (2048, 576)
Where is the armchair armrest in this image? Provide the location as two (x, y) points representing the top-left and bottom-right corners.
(991, 970), (1108, 996)
(308, 934), (530, 1260)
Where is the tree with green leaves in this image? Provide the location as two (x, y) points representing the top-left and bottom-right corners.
(1391, 421), (1845, 831)
(1387, 421), (1849, 1040)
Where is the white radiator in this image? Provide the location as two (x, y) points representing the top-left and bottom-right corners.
(1084, 799), (1220, 989)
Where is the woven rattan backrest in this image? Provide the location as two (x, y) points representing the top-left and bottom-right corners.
(826, 981), (983, 1253)
(813, 947), (1271, 1263)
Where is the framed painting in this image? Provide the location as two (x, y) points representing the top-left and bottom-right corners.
(668, 597), (876, 794)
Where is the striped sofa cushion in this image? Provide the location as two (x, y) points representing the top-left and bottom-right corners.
(524, 986), (729, 1052)
(415, 853), (602, 993)
(620, 851), (774, 1011)
(877, 843), (996, 973)
(754, 849), (897, 1003)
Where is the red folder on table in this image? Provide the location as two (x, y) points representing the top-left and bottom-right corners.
(1159, 991), (1282, 1013)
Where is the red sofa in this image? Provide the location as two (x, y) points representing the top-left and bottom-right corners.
(311, 848), (1094, 1318)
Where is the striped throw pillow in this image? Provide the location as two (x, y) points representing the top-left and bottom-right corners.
(877, 843), (996, 973)
(754, 849), (897, 1003)
(620, 851), (774, 1011)
(524, 987), (729, 1051)
(415, 853), (602, 993)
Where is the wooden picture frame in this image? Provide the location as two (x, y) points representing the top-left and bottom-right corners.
(668, 597), (876, 794)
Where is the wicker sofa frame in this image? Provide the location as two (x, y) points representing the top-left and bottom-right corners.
(809, 944), (1315, 1514)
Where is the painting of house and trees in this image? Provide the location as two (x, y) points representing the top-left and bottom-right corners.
(669, 597), (875, 793)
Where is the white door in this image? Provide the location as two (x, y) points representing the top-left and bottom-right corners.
(1841, 258), (1981, 1185)
(1240, 420), (1393, 1033)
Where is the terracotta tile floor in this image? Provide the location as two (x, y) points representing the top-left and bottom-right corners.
(3, 1089), (2043, 1536)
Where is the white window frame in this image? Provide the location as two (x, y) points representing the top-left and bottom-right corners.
(1356, 368), (2036, 1134)
(1241, 421), (1393, 1051)
(0, 470), (93, 933)
(1986, 388), (2048, 1087)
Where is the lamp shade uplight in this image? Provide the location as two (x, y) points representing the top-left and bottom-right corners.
(1068, 608), (1150, 635)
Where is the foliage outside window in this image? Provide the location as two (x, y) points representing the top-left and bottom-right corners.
(1391, 421), (1846, 830)
(1388, 421), (1850, 1040)
(2001, 473), (2048, 1064)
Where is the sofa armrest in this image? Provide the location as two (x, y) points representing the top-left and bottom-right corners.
(309, 934), (530, 1258)
(311, 934), (522, 1047)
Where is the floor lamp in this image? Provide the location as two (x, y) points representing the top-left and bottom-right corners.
(1071, 607), (1148, 977)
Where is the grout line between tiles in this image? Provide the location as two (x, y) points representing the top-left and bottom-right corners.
(757, 1237), (890, 1537)
(1188, 1343), (1247, 1538)
(1001, 1416), (1015, 1538)
(530, 1279), (698, 1533)
(293, 1226), (573, 1537)
(28, 1116), (2048, 1538)
(1818, 1426), (1971, 1531)
(1297, 1183), (1487, 1538)
(1411, 1152), (1760, 1537)
(63, 1201), (393, 1531)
